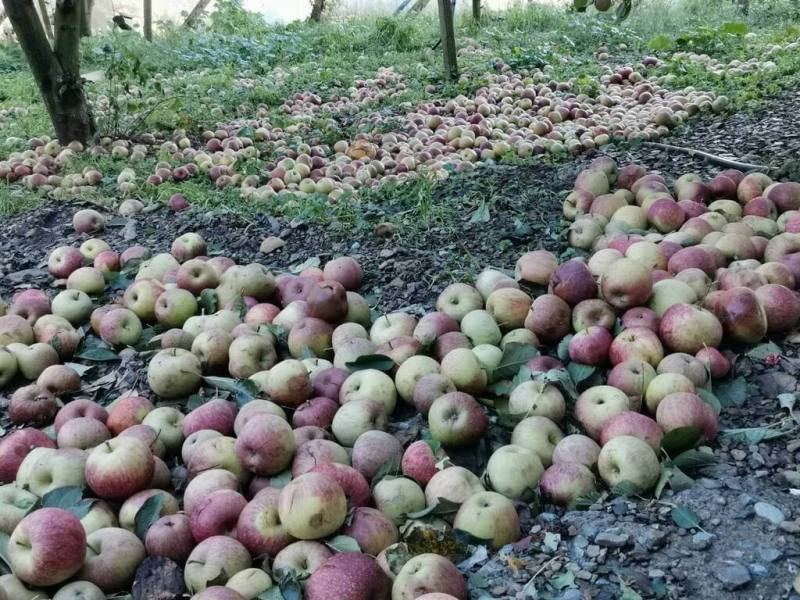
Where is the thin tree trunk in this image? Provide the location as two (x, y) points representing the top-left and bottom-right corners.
(309, 0), (325, 21)
(36, 0), (53, 40)
(472, 0), (480, 21)
(143, 0), (151, 40)
(184, 0), (212, 27)
(79, 0), (92, 36)
(410, 0), (432, 12)
(437, 0), (457, 81)
(2, 0), (95, 143)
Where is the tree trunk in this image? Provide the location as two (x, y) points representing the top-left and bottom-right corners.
(472, 0), (480, 21)
(2, 0), (95, 143)
(309, 0), (325, 21)
(36, 0), (53, 40)
(143, 0), (151, 40)
(79, 0), (92, 36)
(409, 0), (432, 12)
(436, 0), (457, 81)
(183, 0), (212, 27)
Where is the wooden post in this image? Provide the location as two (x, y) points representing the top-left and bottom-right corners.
(143, 0), (152, 40)
(472, 0), (480, 21)
(437, 0), (458, 81)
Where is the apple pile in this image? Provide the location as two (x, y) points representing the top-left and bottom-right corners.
(1, 58), (726, 205)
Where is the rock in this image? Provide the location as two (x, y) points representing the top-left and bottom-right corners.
(748, 563), (768, 578)
(715, 562), (752, 590)
(561, 590), (581, 600)
(780, 519), (800, 533)
(731, 449), (747, 461)
(779, 470), (800, 487)
(259, 236), (286, 254)
(758, 547), (782, 562)
(691, 531), (713, 550)
(594, 530), (631, 548)
(754, 501), (785, 524)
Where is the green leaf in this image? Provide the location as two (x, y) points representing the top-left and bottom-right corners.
(671, 504), (701, 529)
(280, 582), (302, 600)
(778, 393), (796, 412)
(269, 471), (292, 489)
(669, 449), (718, 472)
(551, 569), (576, 591)
(325, 535), (361, 553)
(619, 581), (644, 600)
(493, 343), (540, 381)
(198, 289), (218, 314)
(105, 271), (134, 292)
(573, 490), (601, 510)
(557, 335), (573, 362)
(64, 362), (94, 376)
(696, 388), (721, 415)
(134, 493), (164, 540)
(186, 394), (208, 411)
(667, 466), (695, 493)
(720, 426), (785, 445)
(345, 354), (396, 373)
(290, 256), (321, 274)
(721, 21), (748, 35)
(371, 456), (401, 487)
(566, 362), (596, 386)
(660, 426), (701, 457)
(611, 480), (640, 497)
(237, 126), (256, 138)
(648, 34), (672, 51)
(654, 466), (673, 499)
(536, 368), (579, 401)
(746, 341), (781, 360)
(40, 486), (94, 518)
(259, 588), (285, 600)
(714, 377), (748, 407)
(133, 326), (159, 352)
(202, 376), (259, 407)
(468, 202), (491, 224)
(75, 336), (119, 362)
(264, 324), (289, 346)
(405, 497), (461, 519)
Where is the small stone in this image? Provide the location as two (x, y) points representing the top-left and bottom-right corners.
(594, 530), (631, 548)
(780, 519), (800, 533)
(691, 531), (713, 550)
(748, 563), (768, 578)
(780, 470), (800, 487)
(561, 590), (581, 600)
(586, 544), (601, 558)
(611, 498), (628, 516)
(754, 501), (785, 525)
(259, 236), (286, 254)
(715, 562), (752, 590)
(731, 449), (747, 461)
(759, 547), (782, 562)
(577, 570), (593, 581)
(736, 493), (754, 507)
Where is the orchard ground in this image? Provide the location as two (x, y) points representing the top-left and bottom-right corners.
(1, 1), (800, 599)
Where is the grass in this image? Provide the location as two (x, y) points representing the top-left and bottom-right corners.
(0, 0), (799, 231)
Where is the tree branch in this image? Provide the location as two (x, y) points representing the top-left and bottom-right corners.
(642, 142), (769, 173)
(1, 0), (59, 84)
(53, 0), (81, 75)
(36, 0), (53, 41)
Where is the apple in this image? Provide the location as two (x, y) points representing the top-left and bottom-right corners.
(657, 353), (708, 388)
(99, 308), (143, 347)
(50, 289), (91, 326)
(5, 343), (58, 381)
(188, 436), (246, 482)
(119, 245), (151, 268)
(234, 400), (286, 434)
(574, 386), (630, 440)
(401, 440), (438, 487)
(588, 248), (623, 278)
(351, 430), (404, 480)
(597, 435), (661, 492)
(267, 359), (312, 407)
(8, 384), (59, 424)
(215, 264), (276, 307)
(144, 514), (195, 563)
(15, 447), (86, 496)
(106, 395), (154, 435)
(431, 331), (471, 362)
(37, 363), (81, 395)
(0, 428), (56, 483)
(539, 462), (597, 507)
(184, 398), (237, 437)
(524, 294), (571, 342)
(182, 430), (223, 466)
(293, 397), (339, 429)
(79, 500), (118, 536)
(568, 326), (612, 366)
(551, 434), (601, 469)
(235, 487), (293, 557)
(756, 262), (795, 288)
(423, 466), (484, 506)
(119, 424), (166, 458)
(413, 312), (459, 347)
(696, 347), (730, 379)
(323, 256), (363, 291)
(57, 417), (111, 449)
(176, 259), (219, 295)
(147, 348), (203, 398)
(485, 288), (531, 330)
(572, 299), (615, 331)
(644, 372), (696, 413)
(342, 506), (398, 556)
(549, 259), (597, 306)
(395, 355), (441, 401)
(501, 328), (540, 348)
(141, 406), (184, 454)
(475, 269), (518, 300)
(305, 552), (390, 600)
(435, 283), (484, 322)
(0, 314), (34, 345)
(291, 439), (349, 477)
(190, 488), (248, 541)
(508, 380), (565, 421)
(459, 309), (501, 346)
(245, 303), (280, 326)
(440, 348), (486, 394)
(272, 541), (332, 581)
(48, 246), (85, 279)
(754, 284), (800, 333)
(183, 469), (239, 515)
(392, 554), (467, 600)
(606, 360), (655, 410)
(76, 527), (145, 592)
(486, 444), (544, 500)
(9, 507), (86, 586)
(52, 580), (106, 600)
(453, 490), (519, 548)
(428, 392), (488, 447)
(225, 568), (273, 599)
(658, 303), (723, 355)
(600, 411), (663, 449)
(716, 287), (768, 343)
(0, 348), (17, 388)
(331, 398), (387, 446)
(118, 489), (178, 532)
(184, 535), (251, 593)
(370, 312), (417, 346)
(412, 373), (456, 415)
(278, 472), (347, 539)
(94, 250), (120, 276)
(609, 327), (664, 367)
(189, 587), (245, 600)
(288, 317), (333, 359)
(67, 266), (106, 295)
(235, 415), (295, 476)
(340, 369), (397, 414)
(171, 233), (207, 262)
(73, 208), (105, 233)
(656, 392), (718, 441)
(123, 278), (165, 321)
(277, 275), (317, 306)
(81, 240), (112, 262)
(0, 485), (38, 535)
(510, 416), (563, 467)
(332, 336), (377, 370)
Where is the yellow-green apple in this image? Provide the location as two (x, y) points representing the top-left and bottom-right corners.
(147, 348), (202, 398)
(413, 312), (459, 347)
(141, 406), (184, 454)
(340, 369), (397, 414)
(500, 328), (539, 349)
(459, 309), (501, 346)
(609, 327), (664, 367)
(267, 359), (312, 407)
(600, 411), (663, 449)
(428, 392), (488, 447)
(182, 430), (223, 465)
(278, 472), (347, 539)
(154, 288), (198, 329)
(144, 514), (195, 563)
(331, 398), (387, 446)
(190, 489), (248, 540)
(475, 269), (519, 301)
(0, 485), (37, 534)
(228, 334), (277, 379)
(0, 314), (33, 345)
(574, 386), (630, 439)
(187, 436), (245, 482)
(48, 246), (85, 279)
(291, 439), (349, 477)
(657, 353), (708, 387)
(118, 489), (178, 531)
(0, 348), (17, 388)
(37, 363), (81, 395)
(435, 283), (483, 323)
(331, 322), (369, 350)
(510, 416), (563, 467)
(453, 491), (519, 548)
(600, 258), (652, 311)
(472, 344), (502, 381)
(79, 239), (111, 262)
(392, 554), (467, 600)
(755, 262), (795, 288)
(539, 462), (597, 506)
(508, 380), (565, 421)
(311, 462), (370, 507)
(486, 444), (544, 501)
(571, 299), (615, 331)
(373, 476), (425, 525)
(588, 248), (623, 278)
(524, 294), (571, 342)
(183, 469), (239, 516)
(647, 279), (697, 317)
(351, 430), (403, 480)
(370, 312), (417, 346)
(305, 552), (390, 600)
(332, 336), (377, 370)
(51, 289), (92, 326)
(66, 266), (105, 295)
(77, 526), (145, 592)
(53, 580), (105, 600)
(191, 329), (234, 372)
(549, 260), (596, 306)
(606, 360), (656, 411)
(658, 303), (723, 354)
(563, 188), (594, 220)
(644, 373), (695, 413)
(272, 541), (331, 581)
(598, 435), (661, 492)
(80, 500), (118, 535)
(123, 278), (165, 321)
(395, 355), (440, 401)
(73, 208), (104, 233)
(177, 259), (219, 295)
(184, 536), (251, 593)
(14, 447), (85, 495)
(423, 466), (483, 507)
(288, 317), (333, 359)
(551, 434), (600, 468)
(656, 392), (718, 441)
(439, 348), (486, 394)
(345, 291), (372, 327)
(5, 343), (58, 381)
(216, 264), (276, 307)
(225, 568), (272, 599)
(626, 240), (667, 271)
(9, 507), (86, 586)
(485, 288), (531, 330)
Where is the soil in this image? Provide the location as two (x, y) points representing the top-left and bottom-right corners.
(1, 91), (800, 599)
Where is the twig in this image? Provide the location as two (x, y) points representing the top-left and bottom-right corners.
(643, 141), (770, 173)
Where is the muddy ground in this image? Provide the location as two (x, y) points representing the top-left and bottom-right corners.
(1, 90), (799, 599)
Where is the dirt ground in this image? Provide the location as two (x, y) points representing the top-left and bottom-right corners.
(1, 91), (799, 599)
